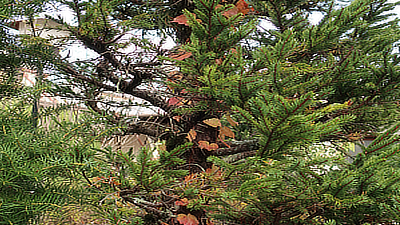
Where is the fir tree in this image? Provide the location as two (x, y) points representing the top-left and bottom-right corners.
(2, 0), (400, 224)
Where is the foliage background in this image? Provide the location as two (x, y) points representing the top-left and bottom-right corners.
(1, 0), (400, 224)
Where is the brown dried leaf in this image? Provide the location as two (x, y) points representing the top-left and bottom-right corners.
(173, 116), (182, 122)
(220, 126), (235, 139)
(206, 219), (215, 225)
(168, 97), (183, 106)
(226, 114), (238, 127)
(209, 143), (219, 151)
(215, 4), (223, 10)
(175, 198), (189, 206)
(172, 14), (189, 26)
(199, 141), (219, 151)
(203, 118), (221, 127)
(198, 141), (210, 150)
(222, 6), (239, 17)
(204, 165), (222, 178)
(237, 0), (254, 14)
(169, 51), (192, 61)
(184, 173), (197, 183)
(177, 214), (199, 225)
(187, 129), (197, 142)
(346, 132), (362, 141)
(223, 0), (254, 18)
(158, 142), (166, 151)
(172, 13), (202, 26)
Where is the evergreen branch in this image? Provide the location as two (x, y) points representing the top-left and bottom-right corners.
(366, 138), (400, 155)
(225, 151), (256, 163)
(260, 95), (311, 157)
(122, 197), (171, 217)
(279, 31), (293, 58)
(125, 123), (161, 138)
(82, 170), (103, 192)
(359, 172), (374, 195)
(334, 178), (354, 198)
(369, 122), (400, 148)
(315, 46), (354, 89)
(268, 0), (284, 31)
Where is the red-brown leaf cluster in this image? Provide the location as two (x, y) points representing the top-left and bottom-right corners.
(222, 0), (254, 18)
(177, 214), (199, 225)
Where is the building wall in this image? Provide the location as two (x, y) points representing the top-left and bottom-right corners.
(14, 18), (70, 40)
(102, 134), (154, 155)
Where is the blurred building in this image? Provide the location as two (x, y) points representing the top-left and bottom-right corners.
(9, 18), (70, 39)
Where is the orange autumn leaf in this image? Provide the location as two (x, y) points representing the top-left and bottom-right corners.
(236, 0), (254, 15)
(167, 72), (184, 90)
(175, 198), (189, 206)
(168, 97), (183, 106)
(223, 6), (239, 17)
(112, 179), (121, 186)
(204, 167), (213, 175)
(206, 219), (215, 225)
(158, 142), (167, 151)
(177, 214), (199, 225)
(220, 126), (235, 139)
(172, 14), (189, 26)
(172, 13), (202, 26)
(173, 115), (182, 122)
(345, 99), (353, 106)
(215, 4), (223, 10)
(226, 114), (238, 127)
(209, 143), (219, 150)
(92, 176), (102, 183)
(204, 165), (223, 180)
(203, 118), (221, 127)
(198, 141), (219, 151)
(168, 97), (191, 106)
(222, 0), (254, 18)
(187, 129), (197, 142)
(168, 71), (184, 80)
(346, 132), (362, 141)
(169, 50), (192, 60)
(204, 164), (220, 175)
(184, 173), (197, 183)
(198, 141), (209, 149)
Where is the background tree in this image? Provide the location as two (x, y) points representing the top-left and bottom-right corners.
(0, 0), (23, 97)
(0, 2), (110, 224)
